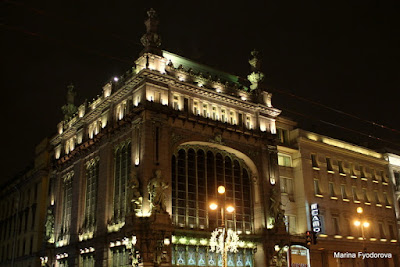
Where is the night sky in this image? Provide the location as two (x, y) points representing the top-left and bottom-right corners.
(2, 1), (399, 185)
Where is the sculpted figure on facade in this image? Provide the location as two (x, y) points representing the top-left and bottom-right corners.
(129, 170), (143, 212)
(269, 187), (285, 227)
(44, 206), (55, 243)
(148, 169), (168, 212)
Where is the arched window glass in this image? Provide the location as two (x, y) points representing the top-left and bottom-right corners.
(172, 146), (253, 233)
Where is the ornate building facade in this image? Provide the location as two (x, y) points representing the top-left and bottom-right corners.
(1, 9), (400, 267)
(45, 9), (286, 267)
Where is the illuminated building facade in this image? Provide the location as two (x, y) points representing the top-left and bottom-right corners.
(0, 138), (51, 267)
(276, 118), (400, 266)
(45, 9), (286, 267)
(1, 9), (400, 267)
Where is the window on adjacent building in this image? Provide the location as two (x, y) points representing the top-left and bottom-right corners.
(338, 161), (345, 175)
(276, 128), (289, 144)
(394, 171), (400, 190)
(326, 158), (333, 173)
(383, 192), (390, 206)
(362, 188), (370, 203)
(371, 169), (378, 183)
(341, 185), (348, 200)
(360, 166), (366, 179)
(388, 225), (396, 240)
(350, 164), (357, 178)
(329, 182), (336, 198)
(314, 180), (322, 196)
(332, 216), (340, 235)
(378, 222), (386, 239)
(278, 154), (292, 167)
(113, 142), (131, 223)
(284, 215), (297, 234)
(352, 187), (359, 203)
(374, 191), (381, 205)
(280, 177), (293, 196)
(311, 154), (319, 170)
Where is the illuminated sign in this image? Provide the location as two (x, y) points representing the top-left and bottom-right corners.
(310, 203), (322, 233)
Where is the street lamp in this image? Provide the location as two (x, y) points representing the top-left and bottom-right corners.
(209, 185), (239, 267)
(354, 207), (369, 252)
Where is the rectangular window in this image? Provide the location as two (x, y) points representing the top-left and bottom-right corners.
(314, 180), (322, 196)
(363, 188), (370, 204)
(183, 98), (189, 112)
(203, 104), (208, 117)
(173, 96), (179, 110)
(338, 161), (345, 176)
(246, 116), (251, 129)
(229, 111), (235, 124)
(378, 222), (386, 239)
(350, 164), (357, 178)
(395, 171), (400, 190)
(311, 154), (319, 170)
(383, 192), (390, 207)
(360, 166), (366, 180)
(238, 113), (243, 126)
(278, 154), (292, 167)
(329, 182), (337, 199)
(371, 169), (378, 183)
(326, 158), (334, 173)
(220, 109), (226, 122)
(284, 215), (297, 234)
(154, 91), (161, 103)
(374, 191), (381, 206)
(277, 128), (289, 144)
(341, 185), (348, 200)
(388, 225), (396, 240)
(352, 187), (360, 203)
(280, 177), (293, 195)
(193, 102), (199, 115)
(212, 107), (217, 120)
(332, 217), (340, 235)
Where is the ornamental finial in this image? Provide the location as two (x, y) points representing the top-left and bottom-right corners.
(247, 49), (265, 91)
(140, 8), (162, 56)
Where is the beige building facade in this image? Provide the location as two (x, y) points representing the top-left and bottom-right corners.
(276, 118), (400, 267)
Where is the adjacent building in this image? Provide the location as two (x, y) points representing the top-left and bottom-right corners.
(276, 118), (400, 267)
(0, 138), (51, 267)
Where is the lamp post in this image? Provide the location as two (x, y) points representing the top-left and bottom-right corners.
(209, 185), (238, 267)
(354, 207), (370, 253)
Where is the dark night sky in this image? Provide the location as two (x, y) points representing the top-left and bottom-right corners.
(2, 0), (399, 185)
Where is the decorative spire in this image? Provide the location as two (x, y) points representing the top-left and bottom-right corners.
(247, 50), (265, 91)
(61, 83), (78, 121)
(140, 8), (162, 56)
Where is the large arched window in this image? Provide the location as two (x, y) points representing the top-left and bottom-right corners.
(172, 145), (253, 233)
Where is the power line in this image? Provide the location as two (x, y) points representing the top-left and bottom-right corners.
(270, 86), (400, 134)
(280, 107), (400, 148)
